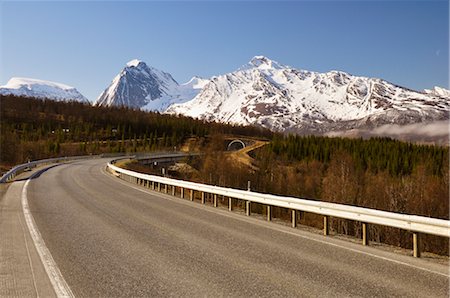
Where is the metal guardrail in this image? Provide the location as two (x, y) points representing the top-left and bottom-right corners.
(0, 151), (188, 183)
(0, 155), (100, 183)
(108, 158), (450, 258)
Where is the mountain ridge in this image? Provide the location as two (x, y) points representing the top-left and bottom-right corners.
(167, 56), (449, 133)
(1, 56), (448, 137)
(0, 77), (89, 103)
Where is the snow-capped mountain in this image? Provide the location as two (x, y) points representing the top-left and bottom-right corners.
(425, 86), (450, 98)
(95, 59), (207, 111)
(167, 56), (450, 133)
(0, 77), (89, 103)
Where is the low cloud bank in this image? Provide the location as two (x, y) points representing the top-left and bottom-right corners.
(326, 121), (449, 143)
(371, 121), (449, 137)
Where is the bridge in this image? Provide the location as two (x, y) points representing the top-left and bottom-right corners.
(227, 139), (246, 151)
(1, 154), (449, 297)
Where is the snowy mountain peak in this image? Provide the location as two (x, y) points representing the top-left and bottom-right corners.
(0, 77), (89, 102)
(167, 57), (450, 133)
(95, 60), (205, 112)
(425, 86), (450, 98)
(246, 55), (285, 70)
(182, 76), (209, 89)
(2, 77), (73, 90)
(126, 59), (144, 68)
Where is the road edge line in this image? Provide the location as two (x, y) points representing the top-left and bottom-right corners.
(22, 172), (75, 298)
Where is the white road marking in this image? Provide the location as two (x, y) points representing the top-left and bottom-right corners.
(17, 212), (39, 297)
(22, 172), (74, 298)
(102, 166), (450, 278)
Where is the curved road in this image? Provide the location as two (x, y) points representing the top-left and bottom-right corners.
(19, 159), (450, 296)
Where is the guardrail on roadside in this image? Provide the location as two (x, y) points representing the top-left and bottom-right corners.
(107, 157), (450, 258)
(0, 151), (186, 183)
(0, 155), (100, 183)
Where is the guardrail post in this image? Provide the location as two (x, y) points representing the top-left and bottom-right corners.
(151, 181), (155, 190)
(246, 201), (251, 216)
(228, 197), (232, 211)
(413, 232), (421, 258)
(291, 210), (297, 228)
(267, 205), (272, 221)
(158, 183), (161, 192)
(172, 185), (176, 196)
(190, 189), (194, 201)
(201, 192), (205, 204)
(181, 187), (184, 199)
(362, 222), (369, 246)
(164, 184), (168, 194)
(214, 194), (218, 207)
(323, 216), (329, 236)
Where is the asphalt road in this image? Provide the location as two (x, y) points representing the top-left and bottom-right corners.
(25, 158), (449, 297)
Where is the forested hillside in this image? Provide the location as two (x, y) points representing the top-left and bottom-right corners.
(0, 95), (272, 166)
(267, 135), (447, 177)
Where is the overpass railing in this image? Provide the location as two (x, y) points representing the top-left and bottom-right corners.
(108, 158), (449, 258)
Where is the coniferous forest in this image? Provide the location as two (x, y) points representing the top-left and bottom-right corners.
(0, 95), (271, 167)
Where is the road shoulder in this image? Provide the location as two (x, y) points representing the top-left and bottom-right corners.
(0, 170), (56, 297)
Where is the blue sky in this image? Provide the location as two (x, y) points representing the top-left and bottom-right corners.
(1, 1), (448, 101)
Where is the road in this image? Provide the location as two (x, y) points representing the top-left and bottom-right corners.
(7, 158), (450, 297)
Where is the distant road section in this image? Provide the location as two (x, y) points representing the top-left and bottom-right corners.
(19, 159), (449, 297)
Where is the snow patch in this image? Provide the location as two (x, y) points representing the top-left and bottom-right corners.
(126, 59), (142, 67)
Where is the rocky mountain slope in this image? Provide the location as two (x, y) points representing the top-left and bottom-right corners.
(167, 56), (449, 134)
(95, 59), (207, 111)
